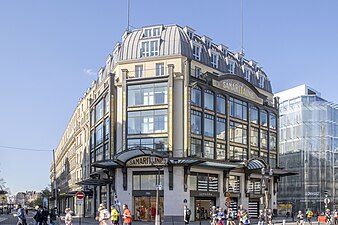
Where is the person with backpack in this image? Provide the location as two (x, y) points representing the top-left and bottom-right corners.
(184, 205), (191, 225)
(227, 208), (236, 225)
(297, 210), (305, 225)
(307, 208), (313, 225)
(111, 205), (119, 225)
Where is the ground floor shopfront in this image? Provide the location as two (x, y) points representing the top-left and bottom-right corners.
(85, 155), (280, 223)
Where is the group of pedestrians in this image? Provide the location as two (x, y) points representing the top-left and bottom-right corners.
(95, 203), (132, 225)
(208, 204), (251, 225)
(296, 208), (338, 225)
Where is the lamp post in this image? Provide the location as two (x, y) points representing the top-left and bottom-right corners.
(261, 167), (273, 225)
(150, 155), (167, 225)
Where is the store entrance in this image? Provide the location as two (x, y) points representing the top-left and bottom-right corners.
(134, 196), (164, 222)
(195, 198), (216, 221)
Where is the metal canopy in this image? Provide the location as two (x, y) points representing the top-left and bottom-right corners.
(114, 146), (169, 165)
(168, 158), (205, 166)
(76, 178), (113, 186)
(271, 168), (297, 177)
(91, 160), (120, 169)
(246, 158), (268, 170)
(199, 161), (238, 170)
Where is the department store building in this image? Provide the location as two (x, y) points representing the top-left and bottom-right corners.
(51, 24), (290, 222)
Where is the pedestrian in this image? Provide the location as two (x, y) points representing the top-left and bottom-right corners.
(238, 205), (246, 225)
(210, 206), (218, 225)
(297, 210), (305, 225)
(183, 205), (191, 225)
(16, 204), (27, 225)
(41, 206), (49, 225)
(62, 208), (73, 225)
(307, 208), (313, 225)
(111, 205), (119, 225)
(258, 209), (265, 225)
(326, 209), (332, 225)
(33, 205), (42, 225)
(50, 207), (58, 225)
(217, 207), (226, 225)
(227, 208), (236, 225)
(267, 209), (273, 225)
(334, 209), (338, 225)
(122, 204), (132, 225)
(98, 204), (113, 225)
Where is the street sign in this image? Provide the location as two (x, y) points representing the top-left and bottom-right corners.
(76, 191), (85, 199)
(76, 191), (85, 205)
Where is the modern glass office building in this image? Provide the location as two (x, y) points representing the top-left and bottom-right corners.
(51, 24), (290, 222)
(276, 85), (338, 212)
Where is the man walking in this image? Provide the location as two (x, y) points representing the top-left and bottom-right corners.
(16, 204), (27, 225)
(183, 205), (191, 225)
(122, 204), (132, 225)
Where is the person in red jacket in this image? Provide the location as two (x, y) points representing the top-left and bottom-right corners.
(122, 204), (132, 225)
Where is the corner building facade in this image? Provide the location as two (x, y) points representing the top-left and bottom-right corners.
(52, 24), (286, 222)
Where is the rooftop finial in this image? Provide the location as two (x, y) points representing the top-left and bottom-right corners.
(127, 0), (130, 32)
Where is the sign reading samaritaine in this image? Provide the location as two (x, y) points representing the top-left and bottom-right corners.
(212, 79), (263, 104)
(126, 156), (168, 167)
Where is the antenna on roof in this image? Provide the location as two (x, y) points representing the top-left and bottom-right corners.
(127, 0), (130, 31)
(240, 0), (245, 56)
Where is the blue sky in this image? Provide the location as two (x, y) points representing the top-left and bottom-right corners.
(0, 0), (338, 194)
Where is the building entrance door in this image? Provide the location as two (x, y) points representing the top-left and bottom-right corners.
(195, 198), (216, 221)
(134, 196), (164, 222)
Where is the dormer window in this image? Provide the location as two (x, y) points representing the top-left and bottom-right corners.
(141, 40), (159, 57)
(202, 36), (212, 48)
(143, 26), (162, 38)
(228, 60), (235, 74)
(259, 75), (265, 88)
(243, 67), (251, 82)
(193, 44), (201, 60)
(183, 26), (195, 39)
(211, 52), (219, 69)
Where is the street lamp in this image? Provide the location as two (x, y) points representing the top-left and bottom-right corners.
(150, 155), (167, 225)
(261, 167), (273, 225)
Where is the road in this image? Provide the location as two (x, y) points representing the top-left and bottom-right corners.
(0, 211), (35, 225)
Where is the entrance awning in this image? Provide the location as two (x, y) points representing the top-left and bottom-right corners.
(168, 157), (205, 166)
(271, 168), (297, 177)
(246, 158), (267, 170)
(91, 160), (120, 169)
(76, 178), (113, 186)
(114, 147), (169, 166)
(199, 161), (238, 170)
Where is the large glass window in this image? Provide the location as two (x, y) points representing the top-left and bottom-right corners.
(270, 113), (277, 130)
(191, 87), (202, 107)
(204, 114), (214, 137)
(133, 173), (164, 190)
(230, 97), (247, 121)
(250, 127), (259, 147)
(216, 94), (226, 114)
(270, 133), (277, 151)
(217, 117), (226, 140)
(95, 123), (103, 145)
(191, 110), (202, 134)
(95, 100), (104, 122)
(204, 90), (214, 110)
(105, 95), (110, 114)
(191, 173), (218, 192)
(229, 121), (247, 144)
(156, 63), (164, 76)
(261, 110), (268, 127)
(191, 138), (202, 157)
(95, 146), (104, 161)
(91, 110), (95, 125)
(261, 130), (268, 149)
(128, 109), (168, 134)
(105, 118), (110, 140)
(250, 107), (258, 124)
(204, 141), (214, 159)
(128, 138), (168, 151)
(229, 146), (247, 160)
(216, 143), (226, 160)
(128, 83), (167, 107)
